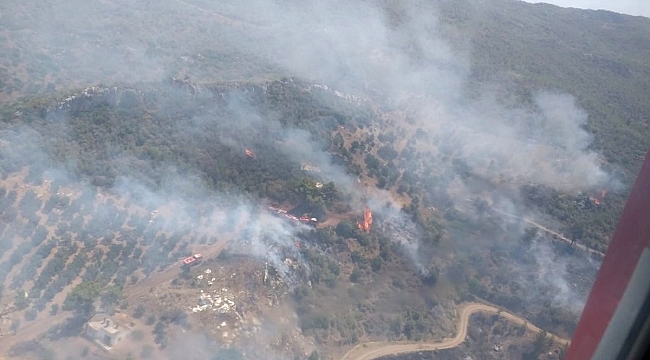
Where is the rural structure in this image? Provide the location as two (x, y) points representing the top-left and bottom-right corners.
(85, 314), (131, 350)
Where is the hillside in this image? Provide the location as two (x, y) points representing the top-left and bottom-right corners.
(440, 0), (650, 180)
(0, 1), (649, 360)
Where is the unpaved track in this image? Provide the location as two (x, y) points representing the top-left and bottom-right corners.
(124, 214), (250, 301)
(124, 235), (231, 300)
(340, 303), (569, 360)
(170, 0), (269, 30)
(490, 206), (604, 258)
(0, 235), (233, 357)
(0, 311), (70, 355)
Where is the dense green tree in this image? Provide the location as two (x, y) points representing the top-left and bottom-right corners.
(336, 220), (359, 240)
(99, 286), (123, 311)
(14, 290), (30, 310)
(63, 281), (102, 316)
(133, 304), (146, 319)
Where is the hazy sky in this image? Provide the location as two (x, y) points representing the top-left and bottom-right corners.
(523, 0), (650, 18)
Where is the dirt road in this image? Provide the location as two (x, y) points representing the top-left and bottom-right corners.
(0, 311), (70, 355)
(340, 303), (569, 360)
(0, 236), (233, 357)
(124, 235), (231, 301)
(170, 0), (268, 30)
(490, 206), (605, 258)
(124, 213), (251, 301)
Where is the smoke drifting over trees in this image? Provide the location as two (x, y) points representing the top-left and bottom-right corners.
(1, 0), (647, 359)
(0, 0), (616, 192)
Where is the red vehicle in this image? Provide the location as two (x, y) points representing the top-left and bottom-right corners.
(181, 254), (203, 267)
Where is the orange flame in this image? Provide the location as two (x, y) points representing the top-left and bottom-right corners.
(245, 148), (255, 158)
(357, 207), (373, 233)
(594, 198), (601, 205)
(601, 189), (607, 198)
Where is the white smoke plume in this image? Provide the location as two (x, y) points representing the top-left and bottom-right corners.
(0, 0), (619, 357)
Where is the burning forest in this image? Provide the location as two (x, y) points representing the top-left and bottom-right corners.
(592, 189), (608, 205)
(358, 207), (373, 233)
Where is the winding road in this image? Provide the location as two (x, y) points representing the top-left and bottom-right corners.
(340, 303), (569, 360)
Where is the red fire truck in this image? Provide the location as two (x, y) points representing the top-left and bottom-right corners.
(181, 254), (203, 268)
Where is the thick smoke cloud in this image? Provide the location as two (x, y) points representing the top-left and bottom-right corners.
(0, 123), (315, 357)
(0, 0), (612, 357)
(217, 92), (359, 198)
(3, 0), (610, 191)
(530, 241), (585, 313)
(179, 0), (609, 192)
(210, 90), (439, 272)
(489, 196), (599, 315)
(429, 90), (609, 191)
(0, 125), (306, 276)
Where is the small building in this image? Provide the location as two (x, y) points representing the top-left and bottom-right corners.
(85, 314), (131, 350)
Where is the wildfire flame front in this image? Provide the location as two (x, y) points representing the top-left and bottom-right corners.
(357, 207), (373, 233)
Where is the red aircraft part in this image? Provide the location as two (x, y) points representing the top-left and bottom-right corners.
(566, 147), (650, 359)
